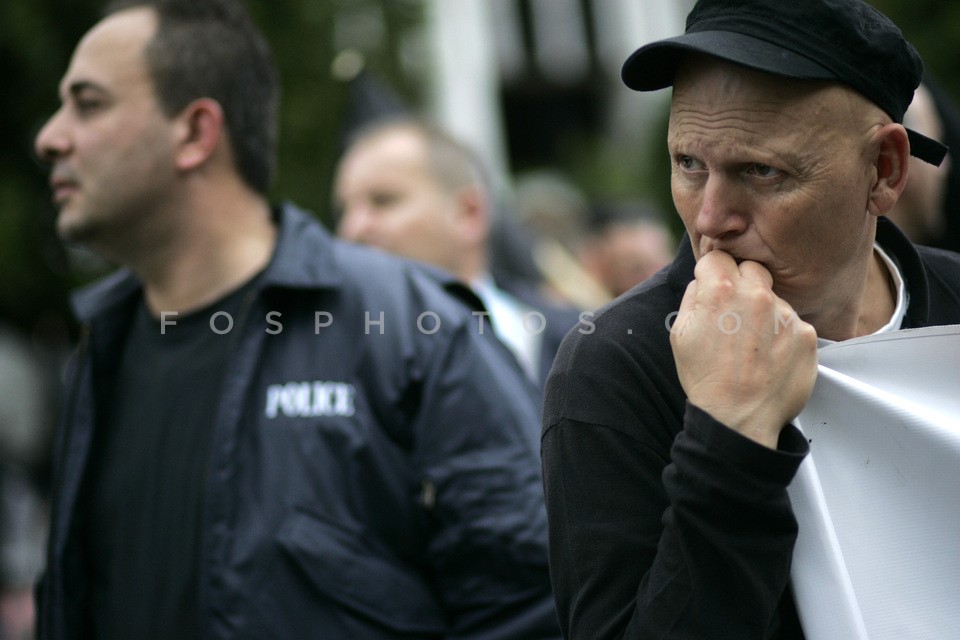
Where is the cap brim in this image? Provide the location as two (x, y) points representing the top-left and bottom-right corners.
(621, 30), (836, 91)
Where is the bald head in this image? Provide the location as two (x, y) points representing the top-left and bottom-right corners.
(334, 120), (491, 282)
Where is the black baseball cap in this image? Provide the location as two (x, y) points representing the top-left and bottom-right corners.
(621, 0), (948, 166)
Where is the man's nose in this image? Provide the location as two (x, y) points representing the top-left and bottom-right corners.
(695, 174), (748, 241)
(34, 108), (70, 165)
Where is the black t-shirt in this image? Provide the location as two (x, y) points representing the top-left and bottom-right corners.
(81, 281), (254, 639)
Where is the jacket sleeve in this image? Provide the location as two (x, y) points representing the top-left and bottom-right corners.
(541, 331), (808, 639)
(414, 319), (561, 640)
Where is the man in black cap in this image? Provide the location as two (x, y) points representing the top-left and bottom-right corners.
(541, 0), (960, 638)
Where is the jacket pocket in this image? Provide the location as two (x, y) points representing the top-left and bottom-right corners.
(274, 507), (447, 636)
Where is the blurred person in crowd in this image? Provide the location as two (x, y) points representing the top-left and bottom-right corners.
(576, 201), (676, 298)
(511, 171), (612, 311)
(541, 0), (960, 637)
(33, 1), (560, 638)
(0, 325), (52, 640)
(512, 171), (589, 257)
(486, 207), (549, 300)
(887, 76), (960, 252)
(334, 118), (581, 388)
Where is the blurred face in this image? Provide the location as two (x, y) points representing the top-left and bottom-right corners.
(887, 83), (950, 244)
(334, 128), (468, 277)
(582, 222), (674, 297)
(668, 56), (883, 321)
(34, 8), (178, 250)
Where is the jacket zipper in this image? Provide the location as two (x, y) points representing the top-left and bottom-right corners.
(196, 286), (260, 637)
(44, 322), (91, 639)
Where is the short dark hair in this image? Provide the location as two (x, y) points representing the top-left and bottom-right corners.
(104, 0), (279, 193)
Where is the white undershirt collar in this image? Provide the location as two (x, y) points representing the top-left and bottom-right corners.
(817, 243), (906, 346)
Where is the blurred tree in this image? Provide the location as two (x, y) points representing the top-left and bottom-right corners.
(250, 0), (424, 224)
(0, 0), (100, 335)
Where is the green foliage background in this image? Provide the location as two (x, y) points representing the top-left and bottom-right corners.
(0, 0), (956, 338)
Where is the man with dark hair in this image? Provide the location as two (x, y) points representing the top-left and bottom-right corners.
(576, 201), (675, 299)
(104, 0), (278, 194)
(541, 0), (960, 638)
(334, 117), (581, 388)
(35, 1), (559, 638)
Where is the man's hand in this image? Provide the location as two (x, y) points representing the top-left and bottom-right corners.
(670, 251), (818, 448)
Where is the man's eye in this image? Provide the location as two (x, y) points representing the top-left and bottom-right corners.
(74, 99), (103, 115)
(677, 155), (697, 170)
(749, 163), (779, 178)
(370, 192), (399, 208)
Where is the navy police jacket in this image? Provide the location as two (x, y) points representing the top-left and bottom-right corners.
(39, 204), (560, 639)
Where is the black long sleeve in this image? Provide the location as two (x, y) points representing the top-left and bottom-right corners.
(540, 254), (808, 639)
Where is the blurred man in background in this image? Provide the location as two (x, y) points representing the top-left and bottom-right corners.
(576, 201), (675, 299)
(335, 118), (580, 388)
(886, 76), (960, 252)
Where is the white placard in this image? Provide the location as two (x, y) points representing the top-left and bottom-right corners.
(789, 325), (960, 639)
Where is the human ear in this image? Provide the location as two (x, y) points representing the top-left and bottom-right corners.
(454, 185), (490, 244)
(173, 98), (224, 173)
(867, 123), (910, 217)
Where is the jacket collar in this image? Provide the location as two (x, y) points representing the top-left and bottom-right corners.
(259, 201), (343, 291)
(71, 202), (342, 322)
(875, 216), (929, 327)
